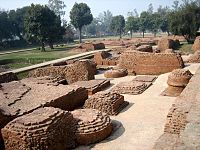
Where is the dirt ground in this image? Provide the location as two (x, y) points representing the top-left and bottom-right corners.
(75, 63), (200, 150)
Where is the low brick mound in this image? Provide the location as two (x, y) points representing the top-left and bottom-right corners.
(118, 50), (184, 75)
(187, 51), (200, 63)
(137, 41), (156, 46)
(154, 68), (200, 149)
(112, 81), (152, 95)
(0, 78), (88, 128)
(165, 49), (175, 53)
(33, 76), (68, 85)
(192, 36), (200, 51)
(29, 60), (96, 84)
(2, 107), (75, 150)
(104, 69), (128, 78)
(94, 51), (119, 66)
(132, 75), (157, 83)
(158, 38), (180, 52)
(84, 92), (129, 115)
(72, 79), (110, 95)
(161, 69), (192, 97)
(136, 45), (153, 52)
(0, 72), (18, 84)
(73, 43), (105, 52)
(72, 109), (112, 145)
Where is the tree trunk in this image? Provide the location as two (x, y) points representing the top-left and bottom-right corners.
(41, 42), (45, 52)
(142, 31), (144, 38)
(154, 32), (156, 37)
(119, 30), (122, 39)
(167, 31), (170, 36)
(49, 41), (54, 49)
(79, 27), (82, 43)
(130, 30), (133, 38)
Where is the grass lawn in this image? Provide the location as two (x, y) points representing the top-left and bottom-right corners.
(178, 42), (193, 54)
(0, 45), (79, 70)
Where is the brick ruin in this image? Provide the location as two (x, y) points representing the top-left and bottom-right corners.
(94, 51), (119, 66)
(112, 81), (152, 95)
(187, 51), (200, 63)
(0, 72), (18, 84)
(111, 75), (157, 95)
(153, 68), (200, 149)
(192, 36), (200, 51)
(72, 109), (112, 145)
(164, 49), (175, 53)
(0, 77), (88, 128)
(135, 45), (153, 53)
(72, 79), (111, 95)
(161, 69), (193, 97)
(29, 60), (97, 84)
(73, 42), (105, 52)
(104, 69), (128, 78)
(158, 37), (180, 52)
(2, 107), (75, 150)
(132, 75), (157, 82)
(118, 50), (184, 75)
(84, 92), (129, 115)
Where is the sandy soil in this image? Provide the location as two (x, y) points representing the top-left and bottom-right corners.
(75, 63), (200, 150)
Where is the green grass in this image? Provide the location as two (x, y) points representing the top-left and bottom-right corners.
(178, 42), (193, 54)
(0, 45), (79, 69)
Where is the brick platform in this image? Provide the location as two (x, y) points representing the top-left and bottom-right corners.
(72, 79), (110, 95)
(84, 92), (129, 115)
(112, 81), (152, 95)
(0, 78), (88, 128)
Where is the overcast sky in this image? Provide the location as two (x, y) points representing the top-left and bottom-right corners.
(0, 0), (176, 20)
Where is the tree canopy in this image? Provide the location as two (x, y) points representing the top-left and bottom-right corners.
(48, 0), (66, 17)
(126, 16), (139, 38)
(24, 4), (64, 51)
(70, 3), (93, 43)
(110, 15), (125, 38)
(168, 0), (200, 41)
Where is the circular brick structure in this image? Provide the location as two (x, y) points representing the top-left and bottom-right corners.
(167, 69), (193, 87)
(72, 109), (112, 145)
(2, 107), (75, 150)
(104, 69), (128, 78)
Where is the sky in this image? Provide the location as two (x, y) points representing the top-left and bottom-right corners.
(0, 0), (176, 20)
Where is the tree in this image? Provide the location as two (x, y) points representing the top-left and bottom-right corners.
(126, 16), (139, 38)
(157, 6), (170, 35)
(98, 10), (113, 35)
(8, 6), (30, 40)
(168, 0), (200, 41)
(83, 18), (99, 36)
(24, 4), (64, 51)
(110, 15), (125, 38)
(70, 3), (93, 43)
(148, 13), (161, 37)
(63, 22), (74, 42)
(0, 11), (13, 43)
(48, 0), (66, 17)
(172, 0), (180, 10)
(139, 11), (151, 38)
(148, 3), (154, 14)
